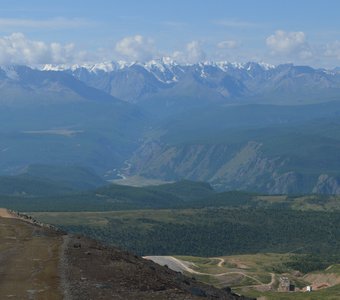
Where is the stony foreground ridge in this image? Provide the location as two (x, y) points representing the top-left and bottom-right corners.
(0, 209), (254, 300)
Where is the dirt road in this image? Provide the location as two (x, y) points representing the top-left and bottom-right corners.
(145, 256), (272, 288)
(216, 258), (225, 267)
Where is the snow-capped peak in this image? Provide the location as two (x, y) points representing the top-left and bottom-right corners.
(38, 59), (278, 75)
(142, 57), (178, 71)
(40, 61), (133, 73)
(258, 62), (276, 70)
(91, 61), (135, 72)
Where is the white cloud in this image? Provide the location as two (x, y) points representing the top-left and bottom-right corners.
(0, 33), (83, 65)
(115, 35), (157, 61)
(172, 41), (206, 64)
(217, 40), (238, 49)
(186, 41), (206, 62)
(324, 41), (340, 60)
(0, 17), (94, 30)
(266, 30), (312, 59)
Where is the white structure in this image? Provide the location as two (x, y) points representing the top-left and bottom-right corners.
(306, 285), (312, 292)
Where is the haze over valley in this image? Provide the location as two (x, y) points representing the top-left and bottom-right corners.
(1, 1), (340, 299)
(1, 62), (340, 194)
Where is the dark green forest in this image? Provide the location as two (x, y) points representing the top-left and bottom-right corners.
(58, 208), (340, 259)
(2, 177), (340, 272)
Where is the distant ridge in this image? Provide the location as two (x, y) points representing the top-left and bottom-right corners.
(1, 61), (340, 194)
(32, 59), (340, 105)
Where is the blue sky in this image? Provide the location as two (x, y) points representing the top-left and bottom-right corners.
(0, 0), (340, 67)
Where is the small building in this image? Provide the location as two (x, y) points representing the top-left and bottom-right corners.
(278, 277), (289, 292)
(306, 285), (312, 292)
(278, 276), (295, 292)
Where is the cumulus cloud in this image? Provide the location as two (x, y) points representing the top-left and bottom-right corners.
(266, 30), (312, 59)
(115, 35), (157, 61)
(114, 37), (207, 64)
(324, 41), (340, 60)
(0, 32), (84, 65)
(217, 40), (238, 49)
(172, 41), (206, 64)
(0, 33), (208, 65)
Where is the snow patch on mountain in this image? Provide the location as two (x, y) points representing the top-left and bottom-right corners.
(39, 59), (276, 75)
(41, 61), (133, 73)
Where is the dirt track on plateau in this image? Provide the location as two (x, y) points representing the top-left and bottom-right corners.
(145, 256), (274, 289)
(0, 210), (63, 299)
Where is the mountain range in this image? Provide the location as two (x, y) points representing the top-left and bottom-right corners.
(43, 59), (340, 106)
(1, 60), (340, 194)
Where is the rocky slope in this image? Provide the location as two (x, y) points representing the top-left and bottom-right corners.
(0, 209), (253, 300)
(43, 60), (340, 106)
(128, 139), (340, 194)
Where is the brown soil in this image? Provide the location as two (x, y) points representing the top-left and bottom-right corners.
(304, 273), (340, 290)
(61, 235), (254, 299)
(0, 208), (17, 218)
(0, 216), (63, 299)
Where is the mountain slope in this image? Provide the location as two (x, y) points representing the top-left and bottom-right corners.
(127, 103), (340, 194)
(51, 60), (340, 109)
(0, 175), (75, 196)
(3, 61), (340, 194)
(0, 65), (117, 106)
(0, 210), (251, 300)
(0, 66), (147, 177)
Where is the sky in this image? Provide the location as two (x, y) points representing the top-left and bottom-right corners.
(0, 0), (340, 67)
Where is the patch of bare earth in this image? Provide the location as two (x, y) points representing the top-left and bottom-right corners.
(0, 216), (63, 299)
(304, 273), (340, 290)
(0, 208), (18, 219)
